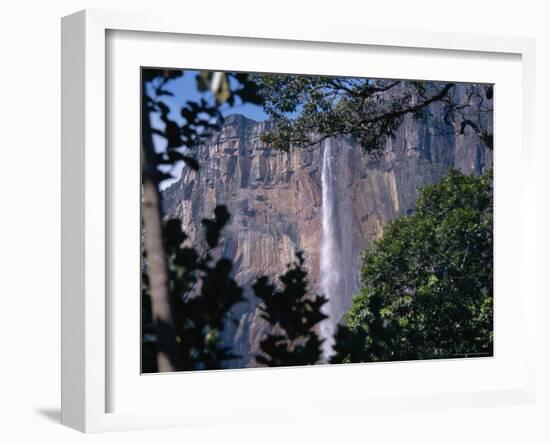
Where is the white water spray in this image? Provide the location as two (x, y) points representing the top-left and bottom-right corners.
(319, 139), (341, 359)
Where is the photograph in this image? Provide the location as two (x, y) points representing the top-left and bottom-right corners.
(140, 68), (494, 373)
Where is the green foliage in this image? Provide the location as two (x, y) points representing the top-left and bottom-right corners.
(332, 170), (493, 363)
(253, 252), (328, 367)
(253, 75), (492, 152)
(142, 206), (245, 371)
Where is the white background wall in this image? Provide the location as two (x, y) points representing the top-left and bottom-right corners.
(0, 0), (547, 440)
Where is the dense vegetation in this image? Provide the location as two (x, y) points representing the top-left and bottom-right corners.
(332, 170), (493, 363)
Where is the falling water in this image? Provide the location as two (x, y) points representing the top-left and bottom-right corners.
(319, 138), (341, 360)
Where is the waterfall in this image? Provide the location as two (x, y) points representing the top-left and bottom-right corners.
(319, 138), (341, 360)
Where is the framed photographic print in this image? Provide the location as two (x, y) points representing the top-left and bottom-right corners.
(61, 9), (537, 432)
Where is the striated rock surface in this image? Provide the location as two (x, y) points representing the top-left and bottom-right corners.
(162, 86), (492, 368)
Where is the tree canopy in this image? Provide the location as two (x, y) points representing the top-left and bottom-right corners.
(332, 169), (493, 363)
(254, 75), (493, 153)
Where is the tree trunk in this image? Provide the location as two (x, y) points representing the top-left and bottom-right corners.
(141, 78), (179, 372)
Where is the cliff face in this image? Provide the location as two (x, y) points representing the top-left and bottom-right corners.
(162, 86), (492, 368)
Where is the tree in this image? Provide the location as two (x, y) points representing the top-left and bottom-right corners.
(141, 69), (262, 371)
(253, 75), (493, 153)
(142, 206), (246, 372)
(141, 70), (183, 371)
(331, 170), (493, 363)
(253, 252), (328, 367)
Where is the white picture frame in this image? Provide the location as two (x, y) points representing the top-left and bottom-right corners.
(61, 9), (537, 433)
